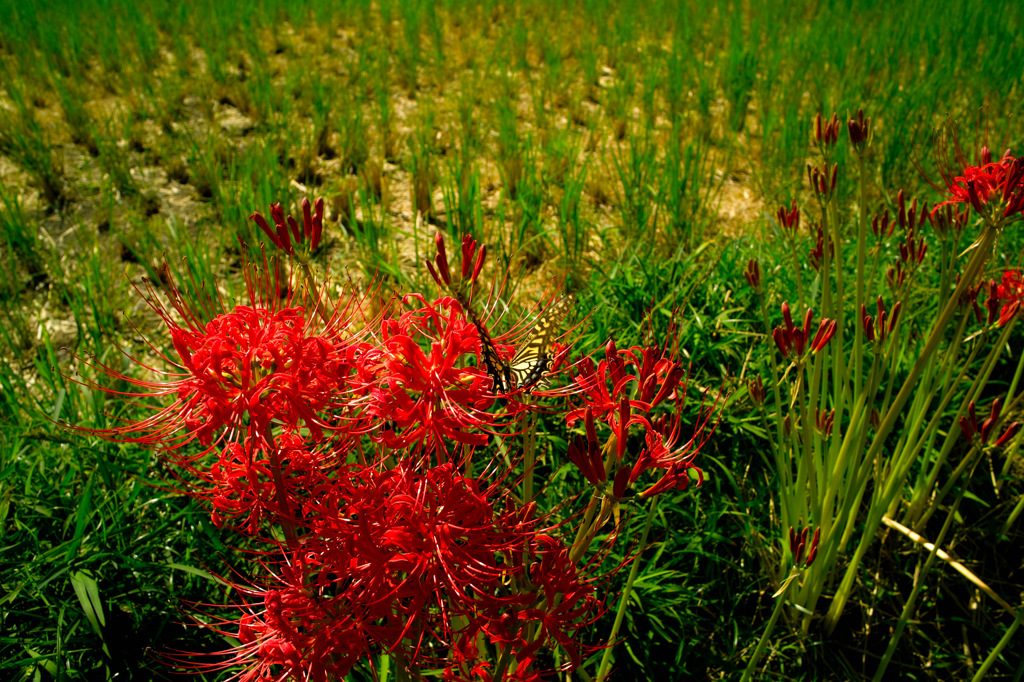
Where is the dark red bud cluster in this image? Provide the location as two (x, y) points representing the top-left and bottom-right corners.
(807, 162), (838, 201)
(897, 191), (931, 234)
(816, 408), (835, 437)
(886, 263), (906, 291)
(748, 375), (765, 407)
(460, 234), (487, 282)
(897, 230), (927, 268)
(426, 231), (489, 291)
(776, 199), (800, 234)
(808, 223), (832, 272)
(789, 525), (820, 568)
(931, 204), (970, 238)
(773, 302), (837, 359)
(847, 109), (871, 152)
(960, 398), (1021, 447)
(251, 197), (325, 255)
(814, 112), (840, 149)
(744, 258), (761, 290)
(861, 296), (901, 344)
(871, 210), (893, 239)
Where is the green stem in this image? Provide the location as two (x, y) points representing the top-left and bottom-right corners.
(741, 569), (796, 682)
(596, 496), (659, 681)
(971, 603), (1024, 681)
(872, 484), (967, 681)
(824, 225), (999, 633)
(853, 154), (868, 401)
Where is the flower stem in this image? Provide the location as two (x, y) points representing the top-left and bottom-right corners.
(825, 225), (999, 632)
(741, 569), (795, 682)
(595, 495), (659, 680)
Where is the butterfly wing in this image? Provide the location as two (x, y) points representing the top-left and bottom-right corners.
(472, 318), (511, 393)
(508, 295), (574, 391)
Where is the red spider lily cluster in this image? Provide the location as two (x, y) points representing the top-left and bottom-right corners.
(931, 148), (1024, 223)
(70, 201), (716, 681)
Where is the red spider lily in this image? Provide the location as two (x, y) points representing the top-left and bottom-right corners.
(564, 330), (715, 500)
(930, 153), (1024, 221)
(629, 410), (710, 498)
(199, 462), (599, 680)
(68, 256), (372, 456)
(996, 270), (1024, 322)
(446, 533), (604, 679)
(920, 126), (1024, 224)
(203, 431), (343, 535)
(567, 337), (685, 426)
(358, 294), (506, 455)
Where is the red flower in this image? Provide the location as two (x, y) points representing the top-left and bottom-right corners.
(923, 132), (1024, 223)
(996, 270), (1024, 322)
(360, 294), (504, 455)
(564, 328), (715, 500)
(70, 258), (367, 456)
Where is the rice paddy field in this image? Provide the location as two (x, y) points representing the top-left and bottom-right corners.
(2, 0), (1024, 680)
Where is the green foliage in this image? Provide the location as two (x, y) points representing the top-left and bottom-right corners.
(0, 0), (1023, 678)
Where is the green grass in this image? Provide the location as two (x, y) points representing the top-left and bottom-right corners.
(1, 0), (1024, 679)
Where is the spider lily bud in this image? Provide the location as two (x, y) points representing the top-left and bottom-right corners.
(980, 398), (1002, 444)
(472, 245), (487, 282)
(810, 318), (837, 353)
(744, 258), (761, 290)
(251, 198), (326, 255)
(251, 210), (284, 251)
(807, 162), (838, 202)
(776, 199), (800, 235)
(960, 401), (980, 443)
(612, 466), (631, 499)
(814, 112), (840, 150)
(460, 234), (476, 280)
(568, 435), (606, 487)
(585, 406), (598, 446)
(847, 109), (871, 153)
(808, 223), (831, 271)
(861, 303), (875, 343)
(789, 526), (821, 568)
(872, 210), (893, 239)
(995, 422), (1022, 448)
(774, 303), (835, 358)
(748, 375), (765, 406)
(816, 408), (835, 437)
(426, 260), (442, 287)
(433, 232), (451, 285)
(985, 280), (1001, 326)
(616, 396), (630, 461)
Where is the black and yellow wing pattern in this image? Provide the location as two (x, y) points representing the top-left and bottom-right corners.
(472, 295), (574, 394)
